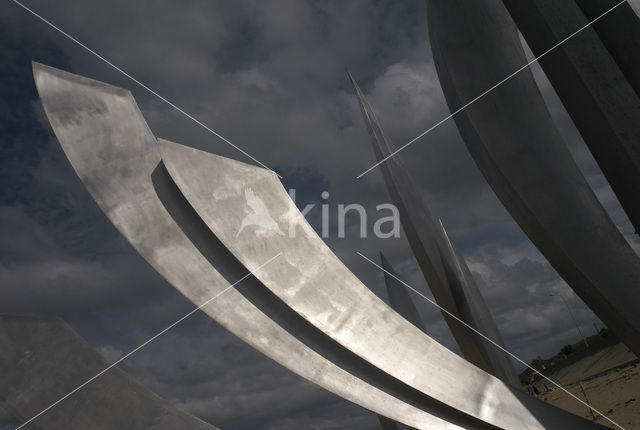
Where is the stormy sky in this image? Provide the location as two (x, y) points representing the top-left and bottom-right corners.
(1, 1), (639, 429)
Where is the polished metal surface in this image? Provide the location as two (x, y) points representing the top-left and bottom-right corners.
(32, 62), (466, 430)
(349, 73), (519, 388)
(0, 315), (219, 430)
(378, 253), (418, 430)
(376, 256), (432, 429)
(428, 0), (640, 358)
(500, 0), (640, 235)
(159, 138), (606, 429)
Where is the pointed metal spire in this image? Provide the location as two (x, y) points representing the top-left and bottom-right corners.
(437, 219), (520, 387)
(380, 252), (428, 334)
(350, 72), (520, 387)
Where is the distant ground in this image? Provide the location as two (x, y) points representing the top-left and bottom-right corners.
(533, 342), (639, 429)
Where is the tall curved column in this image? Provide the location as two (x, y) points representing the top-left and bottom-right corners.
(0, 315), (220, 430)
(428, 0), (640, 358)
(32, 62), (467, 430)
(500, 0), (640, 235)
(159, 138), (606, 429)
(349, 74), (519, 388)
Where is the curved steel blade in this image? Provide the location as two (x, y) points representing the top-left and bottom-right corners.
(158, 138), (605, 429)
(32, 63), (463, 430)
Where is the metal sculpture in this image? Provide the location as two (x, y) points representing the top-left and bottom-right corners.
(158, 137), (603, 429)
(33, 63), (607, 429)
(428, 0), (640, 358)
(380, 252), (428, 334)
(0, 315), (219, 430)
(349, 73), (520, 388)
(32, 62), (463, 430)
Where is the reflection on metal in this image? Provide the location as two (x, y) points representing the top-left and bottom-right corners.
(500, 0), (640, 235)
(34, 63), (608, 429)
(376, 254), (412, 430)
(0, 315), (219, 430)
(428, 0), (640, 358)
(159, 138), (605, 429)
(349, 73), (519, 388)
(32, 63), (467, 430)
(380, 252), (427, 334)
(375, 257), (423, 430)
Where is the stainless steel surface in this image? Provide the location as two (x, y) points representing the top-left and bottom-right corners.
(438, 220), (521, 388)
(349, 73), (519, 388)
(0, 315), (219, 430)
(32, 62), (466, 430)
(377, 254), (413, 430)
(159, 138), (606, 429)
(428, 0), (640, 357)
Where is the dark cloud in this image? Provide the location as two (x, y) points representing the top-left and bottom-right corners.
(1, 1), (639, 429)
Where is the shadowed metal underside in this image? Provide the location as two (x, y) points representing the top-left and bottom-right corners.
(429, 0), (640, 358)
